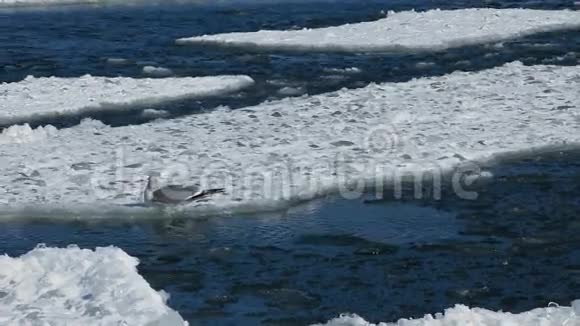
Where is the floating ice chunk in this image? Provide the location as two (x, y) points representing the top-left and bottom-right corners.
(314, 301), (580, 325)
(542, 52), (579, 65)
(105, 57), (132, 66)
(0, 74), (254, 126)
(0, 62), (579, 216)
(0, 245), (187, 326)
(277, 86), (306, 96)
(323, 67), (362, 75)
(142, 65), (174, 77)
(415, 61), (436, 69)
(141, 108), (170, 119)
(0, 123), (57, 144)
(78, 117), (108, 129)
(177, 9), (580, 53)
(266, 79), (296, 87)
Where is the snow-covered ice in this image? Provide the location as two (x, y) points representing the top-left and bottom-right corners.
(0, 74), (254, 126)
(177, 8), (580, 53)
(315, 301), (580, 326)
(0, 123), (57, 144)
(0, 245), (187, 326)
(0, 62), (578, 216)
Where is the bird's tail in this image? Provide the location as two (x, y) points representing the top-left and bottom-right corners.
(186, 188), (226, 202)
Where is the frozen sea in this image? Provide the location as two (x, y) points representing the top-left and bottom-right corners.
(1, 0), (580, 325)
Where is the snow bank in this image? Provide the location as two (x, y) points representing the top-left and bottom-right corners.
(0, 75), (254, 126)
(0, 62), (578, 216)
(314, 302), (580, 326)
(0, 245), (187, 326)
(177, 8), (580, 53)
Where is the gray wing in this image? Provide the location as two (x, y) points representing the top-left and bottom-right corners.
(153, 185), (202, 204)
(164, 184), (200, 192)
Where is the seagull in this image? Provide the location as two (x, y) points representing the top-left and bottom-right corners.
(144, 175), (225, 205)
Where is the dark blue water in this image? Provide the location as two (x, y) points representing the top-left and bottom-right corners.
(1, 1), (580, 324)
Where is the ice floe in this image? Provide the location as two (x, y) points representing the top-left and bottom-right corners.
(177, 8), (580, 53)
(323, 67), (363, 75)
(0, 74), (254, 126)
(141, 108), (170, 119)
(142, 65), (174, 77)
(314, 301), (580, 326)
(0, 245), (187, 326)
(277, 86), (306, 96)
(0, 62), (578, 216)
(105, 58), (132, 66)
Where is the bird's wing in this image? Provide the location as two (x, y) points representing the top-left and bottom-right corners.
(153, 186), (198, 203)
(185, 188), (225, 202)
(164, 184), (200, 192)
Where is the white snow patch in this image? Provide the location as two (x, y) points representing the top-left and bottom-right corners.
(142, 65), (174, 77)
(314, 301), (580, 326)
(0, 123), (57, 144)
(0, 245), (187, 326)
(177, 8), (580, 53)
(0, 74), (254, 126)
(0, 62), (578, 216)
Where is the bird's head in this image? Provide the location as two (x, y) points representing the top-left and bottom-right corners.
(146, 173), (161, 190)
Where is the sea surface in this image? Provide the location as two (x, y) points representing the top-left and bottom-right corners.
(1, 0), (579, 324)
